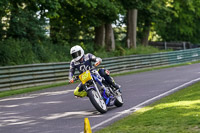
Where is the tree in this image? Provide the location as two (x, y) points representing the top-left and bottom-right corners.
(0, 0), (9, 40)
(127, 9), (137, 48)
(1, 0), (61, 43)
(49, 0), (121, 51)
(94, 25), (105, 47)
(120, 0), (173, 47)
(93, 0), (121, 51)
(154, 0), (200, 43)
(137, 0), (171, 46)
(120, 0), (144, 48)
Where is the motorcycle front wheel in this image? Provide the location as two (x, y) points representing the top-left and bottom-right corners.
(87, 89), (107, 114)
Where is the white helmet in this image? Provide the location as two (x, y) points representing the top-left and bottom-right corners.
(70, 45), (84, 61)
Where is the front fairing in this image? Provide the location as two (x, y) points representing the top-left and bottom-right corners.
(92, 73), (103, 86)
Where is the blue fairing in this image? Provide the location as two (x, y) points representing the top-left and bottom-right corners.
(92, 73), (113, 106)
(92, 74), (103, 86)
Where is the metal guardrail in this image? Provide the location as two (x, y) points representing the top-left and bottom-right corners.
(149, 41), (193, 50)
(0, 48), (200, 91)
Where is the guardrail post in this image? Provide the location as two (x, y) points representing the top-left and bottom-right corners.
(164, 42), (167, 50)
(183, 42), (186, 50)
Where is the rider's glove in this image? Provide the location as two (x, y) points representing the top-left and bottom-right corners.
(69, 79), (74, 84)
(94, 61), (101, 67)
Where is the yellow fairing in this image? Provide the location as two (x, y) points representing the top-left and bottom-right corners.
(79, 70), (92, 84)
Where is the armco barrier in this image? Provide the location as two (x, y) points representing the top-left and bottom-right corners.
(0, 48), (200, 91)
(149, 41), (193, 50)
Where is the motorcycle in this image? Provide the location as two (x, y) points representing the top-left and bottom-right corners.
(74, 67), (123, 114)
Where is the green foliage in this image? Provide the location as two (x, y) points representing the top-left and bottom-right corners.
(31, 40), (71, 63)
(119, 0), (144, 10)
(1, 0), (200, 66)
(0, 38), (70, 66)
(32, 42), (70, 63)
(0, 0), (9, 39)
(154, 0), (200, 43)
(93, 43), (170, 58)
(49, 0), (122, 43)
(0, 38), (35, 65)
(0, 37), (171, 66)
(7, 8), (46, 43)
(127, 0), (173, 44)
(38, 0), (61, 18)
(1, 0), (61, 42)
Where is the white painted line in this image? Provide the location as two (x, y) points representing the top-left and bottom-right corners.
(80, 77), (200, 133)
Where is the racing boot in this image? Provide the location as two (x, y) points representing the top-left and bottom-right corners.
(99, 68), (121, 92)
(110, 77), (121, 93)
(103, 69), (121, 92)
(74, 86), (87, 98)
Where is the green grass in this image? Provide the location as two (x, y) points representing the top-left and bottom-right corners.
(96, 81), (200, 133)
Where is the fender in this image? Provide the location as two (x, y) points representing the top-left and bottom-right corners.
(85, 86), (95, 91)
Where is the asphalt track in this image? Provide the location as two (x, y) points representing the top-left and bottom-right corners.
(0, 63), (200, 133)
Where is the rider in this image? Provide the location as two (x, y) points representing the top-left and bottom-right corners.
(68, 45), (121, 97)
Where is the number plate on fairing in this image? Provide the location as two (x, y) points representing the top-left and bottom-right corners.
(79, 70), (92, 84)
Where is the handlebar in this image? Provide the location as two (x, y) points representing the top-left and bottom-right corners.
(68, 65), (98, 84)
(73, 66), (96, 81)
(73, 75), (79, 81)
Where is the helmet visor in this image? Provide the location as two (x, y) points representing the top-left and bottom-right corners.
(71, 50), (81, 59)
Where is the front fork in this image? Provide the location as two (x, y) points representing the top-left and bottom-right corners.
(92, 80), (104, 100)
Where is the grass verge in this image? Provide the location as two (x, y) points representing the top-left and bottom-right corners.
(0, 61), (200, 99)
(96, 81), (200, 133)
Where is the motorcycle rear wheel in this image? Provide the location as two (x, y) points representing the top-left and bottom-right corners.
(114, 91), (123, 107)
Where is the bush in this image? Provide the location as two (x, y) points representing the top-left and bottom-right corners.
(32, 42), (51, 63)
(31, 40), (71, 63)
(0, 38), (71, 66)
(0, 38), (170, 66)
(0, 38), (35, 66)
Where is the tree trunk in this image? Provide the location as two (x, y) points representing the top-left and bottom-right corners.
(141, 21), (150, 46)
(105, 23), (115, 51)
(141, 27), (150, 46)
(94, 25), (105, 47)
(127, 9), (138, 49)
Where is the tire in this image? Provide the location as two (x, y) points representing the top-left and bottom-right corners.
(87, 89), (107, 114)
(114, 92), (123, 107)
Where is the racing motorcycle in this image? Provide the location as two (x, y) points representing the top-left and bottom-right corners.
(74, 67), (123, 114)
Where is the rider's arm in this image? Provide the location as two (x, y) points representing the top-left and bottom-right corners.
(88, 53), (102, 66)
(69, 61), (75, 83)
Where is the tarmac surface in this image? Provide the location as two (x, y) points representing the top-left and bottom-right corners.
(0, 63), (200, 133)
